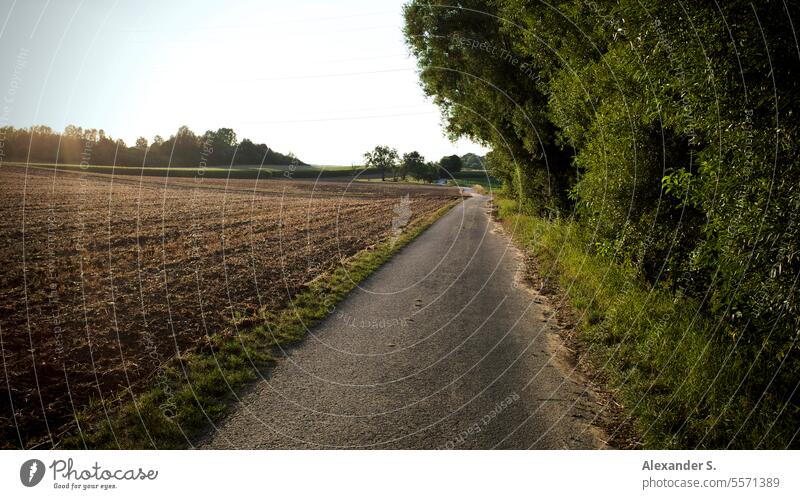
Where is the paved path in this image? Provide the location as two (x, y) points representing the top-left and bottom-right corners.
(200, 195), (607, 449)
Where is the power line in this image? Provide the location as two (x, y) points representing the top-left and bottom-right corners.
(242, 111), (436, 124)
(221, 67), (415, 82)
(120, 10), (398, 32)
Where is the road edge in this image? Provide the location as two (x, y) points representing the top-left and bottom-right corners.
(489, 197), (638, 449)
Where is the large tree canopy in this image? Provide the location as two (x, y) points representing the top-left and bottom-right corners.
(404, 0), (800, 448)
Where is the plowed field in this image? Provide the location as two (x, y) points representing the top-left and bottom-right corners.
(0, 165), (458, 448)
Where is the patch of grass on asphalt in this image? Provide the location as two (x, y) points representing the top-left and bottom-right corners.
(495, 196), (786, 449)
(60, 200), (460, 449)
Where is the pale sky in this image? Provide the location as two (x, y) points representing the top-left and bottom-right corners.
(0, 0), (487, 165)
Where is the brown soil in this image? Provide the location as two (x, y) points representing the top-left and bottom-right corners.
(0, 165), (457, 448)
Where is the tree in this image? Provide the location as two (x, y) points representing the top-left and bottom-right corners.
(402, 151), (436, 182)
(0, 124), (302, 169)
(461, 152), (485, 170)
(237, 138), (261, 165)
(363, 145), (399, 181)
(404, 0), (800, 448)
(209, 128), (237, 164)
(63, 125), (82, 138)
(421, 161), (441, 183)
(438, 154), (463, 177)
(214, 127), (237, 147)
(401, 151), (424, 181)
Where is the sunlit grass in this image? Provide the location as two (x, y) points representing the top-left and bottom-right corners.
(496, 197), (788, 449)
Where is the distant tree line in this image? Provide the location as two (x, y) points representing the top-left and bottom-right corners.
(363, 145), (466, 182)
(404, 0), (799, 447)
(0, 124), (303, 167)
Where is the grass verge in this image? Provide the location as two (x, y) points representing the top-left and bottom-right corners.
(495, 196), (790, 449)
(2, 162), (373, 179)
(448, 171), (501, 192)
(59, 199), (460, 449)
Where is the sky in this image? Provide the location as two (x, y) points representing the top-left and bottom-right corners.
(0, 0), (487, 165)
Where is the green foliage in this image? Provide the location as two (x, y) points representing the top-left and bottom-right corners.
(402, 151), (438, 182)
(497, 198), (796, 449)
(403, 0), (574, 212)
(460, 152), (485, 169)
(438, 154), (463, 176)
(0, 124), (302, 167)
(363, 145), (399, 181)
(405, 0), (800, 447)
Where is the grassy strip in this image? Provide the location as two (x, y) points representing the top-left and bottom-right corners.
(2, 162), (374, 179)
(448, 171), (501, 191)
(448, 177), (501, 191)
(495, 197), (784, 449)
(60, 199), (460, 449)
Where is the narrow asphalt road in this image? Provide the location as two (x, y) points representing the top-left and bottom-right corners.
(200, 195), (607, 449)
